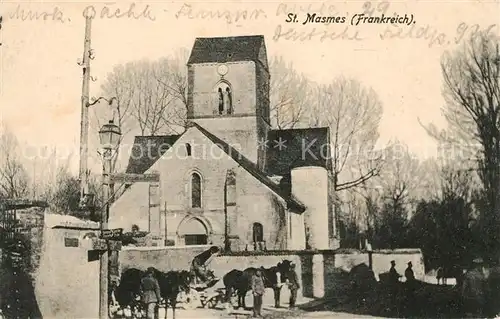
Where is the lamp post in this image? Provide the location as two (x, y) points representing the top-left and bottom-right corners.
(98, 119), (121, 319)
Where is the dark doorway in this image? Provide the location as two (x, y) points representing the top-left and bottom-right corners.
(184, 234), (208, 245)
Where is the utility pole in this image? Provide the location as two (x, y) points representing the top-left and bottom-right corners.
(79, 15), (92, 204)
(224, 171), (230, 252)
(100, 146), (112, 319)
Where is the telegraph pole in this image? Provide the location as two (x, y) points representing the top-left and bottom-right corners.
(79, 15), (92, 204)
(100, 147), (112, 319)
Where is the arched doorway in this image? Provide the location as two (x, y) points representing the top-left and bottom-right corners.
(178, 218), (208, 245)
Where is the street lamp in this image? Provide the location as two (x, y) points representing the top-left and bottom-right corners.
(98, 119), (121, 319)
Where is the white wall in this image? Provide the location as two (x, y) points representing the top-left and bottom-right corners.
(35, 214), (100, 318)
(291, 166), (329, 249)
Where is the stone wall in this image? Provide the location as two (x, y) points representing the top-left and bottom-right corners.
(190, 62), (256, 116)
(119, 247), (425, 305)
(35, 214), (100, 318)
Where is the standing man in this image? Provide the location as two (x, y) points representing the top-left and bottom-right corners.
(287, 263), (300, 309)
(405, 262), (415, 283)
(389, 260), (402, 285)
(140, 267), (161, 319)
(251, 269), (265, 318)
(191, 246), (220, 284)
(404, 261), (416, 315)
(388, 260), (402, 315)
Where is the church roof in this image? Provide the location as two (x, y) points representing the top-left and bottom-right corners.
(125, 135), (181, 174)
(266, 127), (332, 176)
(192, 123), (305, 212)
(187, 35), (265, 65)
(124, 124), (306, 212)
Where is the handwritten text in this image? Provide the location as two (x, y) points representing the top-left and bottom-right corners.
(276, 2), (341, 17)
(273, 24), (362, 42)
(83, 3), (155, 21)
(9, 5), (67, 23)
(380, 22), (499, 48)
(175, 3), (267, 24)
(361, 1), (390, 17)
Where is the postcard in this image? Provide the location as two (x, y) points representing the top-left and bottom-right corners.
(0, 1), (499, 318)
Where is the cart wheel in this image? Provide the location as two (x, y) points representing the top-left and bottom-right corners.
(180, 291), (200, 310)
(207, 297), (218, 309)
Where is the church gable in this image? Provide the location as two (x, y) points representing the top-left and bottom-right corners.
(122, 123), (305, 212)
(192, 123), (304, 212)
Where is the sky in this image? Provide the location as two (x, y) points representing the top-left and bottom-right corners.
(0, 0), (499, 174)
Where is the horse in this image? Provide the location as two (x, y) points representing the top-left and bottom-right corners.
(158, 270), (193, 319)
(223, 260), (293, 310)
(436, 265), (464, 286)
(114, 268), (144, 316)
(114, 268), (192, 319)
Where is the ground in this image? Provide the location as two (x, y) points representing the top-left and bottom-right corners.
(115, 274), (499, 319)
(160, 306), (378, 319)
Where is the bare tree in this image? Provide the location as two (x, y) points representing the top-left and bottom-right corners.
(157, 48), (190, 129)
(269, 56), (314, 129)
(377, 140), (424, 214)
(309, 77), (384, 191)
(0, 127), (29, 199)
(97, 51), (189, 175)
(100, 51), (189, 138)
(438, 31), (500, 256)
(31, 147), (73, 200)
(439, 165), (475, 201)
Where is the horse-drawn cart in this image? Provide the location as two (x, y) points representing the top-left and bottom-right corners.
(178, 278), (225, 310)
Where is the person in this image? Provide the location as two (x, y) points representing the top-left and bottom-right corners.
(0, 239), (43, 319)
(388, 260), (402, 315)
(405, 261), (415, 283)
(287, 263), (300, 309)
(404, 261), (416, 315)
(251, 269), (265, 318)
(140, 267), (161, 319)
(461, 258), (487, 318)
(131, 224), (140, 235)
(389, 260), (402, 285)
(191, 246), (220, 284)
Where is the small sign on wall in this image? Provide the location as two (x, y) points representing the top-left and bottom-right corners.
(64, 237), (79, 247)
(88, 250), (100, 262)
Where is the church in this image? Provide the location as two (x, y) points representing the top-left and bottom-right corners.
(109, 35), (337, 251)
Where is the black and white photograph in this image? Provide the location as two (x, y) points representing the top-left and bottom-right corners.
(0, 1), (499, 318)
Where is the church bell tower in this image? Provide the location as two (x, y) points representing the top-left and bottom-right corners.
(186, 35), (271, 169)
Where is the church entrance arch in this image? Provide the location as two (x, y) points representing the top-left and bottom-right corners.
(177, 217), (209, 245)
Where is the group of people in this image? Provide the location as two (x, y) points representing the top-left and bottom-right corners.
(135, 246), (222, 319)
(387, 260), (417, 315)
(387, 258), (500, 317)
(135, 246), (300, 319)
(388, 260), (415, 284)
(250, 262), (300, 318)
